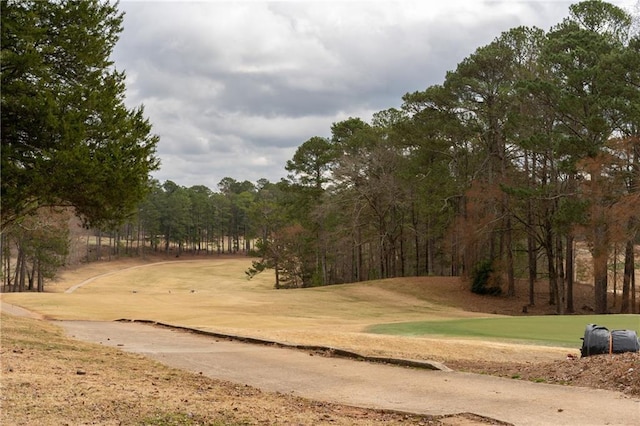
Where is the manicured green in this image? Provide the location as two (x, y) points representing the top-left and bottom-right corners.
(366, 315), (640, 347)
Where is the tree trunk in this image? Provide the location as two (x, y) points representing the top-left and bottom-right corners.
(593, 224), (609, 314)
(555, 235), (564, 314)
(593, 252), (609, 313)
(97, 230), (102, 260)
(379, 216), (386, 279)
(428, 235), (435, 276)
(565, 234), (575, 313)
(621, 239), (633, 313)
(545, 227), (557, 307)
(399, 224), (405, 277)
(613, 245), (618, 308)
(274, 259), (280, 289)
(412, 204), (420, 275)
(525, 151), (537, 306)
(18, 249), (26, 292)
(37, 259), (44, 292)
(138, 222), (144, 257)
(165, 228), (171, 252)
(125, 224), (131, 255)
(352, 244), (358, 281)
(115, 230), (121, 257)
(591, 166), (609, 314)
(357, 227), (363, 282)
(632, 264), (637, 314)
(2, 232), (11, 291)
(425, 217), (432, 275)
(28, 258), (36, 291)
(505, 213), (515, 297)
(527, 220), (537, 306)
(11, 249), (20, 292)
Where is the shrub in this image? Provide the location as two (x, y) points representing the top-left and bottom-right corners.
(471, 259), (502, 296)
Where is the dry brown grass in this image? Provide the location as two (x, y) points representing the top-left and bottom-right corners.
(0, 313), (444, 426)
(0, 256), (575, 363)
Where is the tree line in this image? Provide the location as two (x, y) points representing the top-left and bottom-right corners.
(248, 0), (637, 314)
(2, 1), (638, 315)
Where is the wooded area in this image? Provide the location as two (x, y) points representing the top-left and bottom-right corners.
(2, 1), (638, 314)
(1, 0), (158, 292)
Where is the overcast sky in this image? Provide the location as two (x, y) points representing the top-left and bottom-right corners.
(111, 0), (637, 191)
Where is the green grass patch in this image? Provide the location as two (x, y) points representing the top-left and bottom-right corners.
(366, 314), (640, 347)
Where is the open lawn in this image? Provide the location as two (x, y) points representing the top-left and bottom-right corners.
(367, 315), (640, 347)
(3, 256), (635, 364)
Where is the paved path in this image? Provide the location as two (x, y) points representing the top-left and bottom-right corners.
(58, 320), (640, 426)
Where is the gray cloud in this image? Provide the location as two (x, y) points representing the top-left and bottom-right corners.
(111, 0), (633, 190)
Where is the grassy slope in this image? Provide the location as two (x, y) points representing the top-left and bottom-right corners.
(2, 256), (637, 360)
(0, 260), (480, 331)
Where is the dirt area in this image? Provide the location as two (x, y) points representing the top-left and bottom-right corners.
(449, 352), (640, 396)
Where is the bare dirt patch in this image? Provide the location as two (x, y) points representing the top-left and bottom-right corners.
(449, 352), (640, 397)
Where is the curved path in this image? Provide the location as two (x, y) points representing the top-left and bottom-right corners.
(57, 319), (640, 426)
(64, 260), (204, 293)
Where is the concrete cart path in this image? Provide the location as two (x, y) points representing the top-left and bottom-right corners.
(57, 320), (640, 426)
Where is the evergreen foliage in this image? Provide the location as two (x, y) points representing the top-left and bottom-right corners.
(1, 0), (159, 230)
(471, 260), (502, 296)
